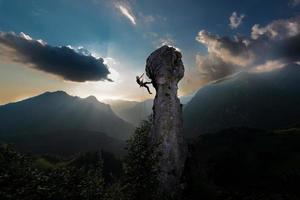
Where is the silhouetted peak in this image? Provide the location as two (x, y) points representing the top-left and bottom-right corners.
(42, 90), (69, 97)
(85, 95), (99, 102)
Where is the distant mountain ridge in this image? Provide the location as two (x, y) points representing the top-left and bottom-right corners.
(108, 95), (194, 126)
(0, 91), (135, 140)
(184, 64), (300, 138)
(104, 99), (139, 112)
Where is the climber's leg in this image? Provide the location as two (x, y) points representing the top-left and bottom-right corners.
(144, 85), (152, 94)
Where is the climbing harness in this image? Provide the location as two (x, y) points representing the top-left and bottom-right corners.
(136, 73), (152, 94)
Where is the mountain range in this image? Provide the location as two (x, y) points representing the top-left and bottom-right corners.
(1, 64), (300, 155)
(0, 91), (135, 140)
(184, 64), (300, 138)
(0, 91), (135, 155)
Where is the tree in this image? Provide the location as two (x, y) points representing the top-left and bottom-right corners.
(123, 120), (161, 200)
(0, 144), (105, 200)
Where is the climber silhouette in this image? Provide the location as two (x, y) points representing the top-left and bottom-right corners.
(136, 73), (152, 94)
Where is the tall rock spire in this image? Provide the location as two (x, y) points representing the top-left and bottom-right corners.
(146, 45), (187, 199)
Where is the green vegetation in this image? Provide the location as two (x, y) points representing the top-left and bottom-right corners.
(2, 125), (300, 200)
(184, 127), (300, 200)
(123, 120), (161, 200)
(0, 144), (106, 200)
(0, 120), (161, 200)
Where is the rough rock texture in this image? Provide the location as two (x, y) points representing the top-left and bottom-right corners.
(146, 45), (187, 198)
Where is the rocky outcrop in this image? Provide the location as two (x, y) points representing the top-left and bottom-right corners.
(146, 45), (187, 198)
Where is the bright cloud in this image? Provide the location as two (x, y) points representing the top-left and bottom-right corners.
(251, 16), (300, 40)
(229, 12), (245, 29)
(159, 36), (175, 47)
(116, 4), (136, 25)
(194, 15), (300, 85)
(253, 60), (285, 73)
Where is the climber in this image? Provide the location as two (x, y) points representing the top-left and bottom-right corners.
(136, 73), (152, 94)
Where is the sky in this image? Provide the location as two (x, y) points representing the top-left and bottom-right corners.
(0, 0), (300, 104)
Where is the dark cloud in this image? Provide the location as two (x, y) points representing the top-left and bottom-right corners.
(278, 34), (300, 62)
(289, 0), (300, 8)
(196, 54), (238, 81)
(196, 30), (252, 66)
(0, 32), (111, 82)
(195, 15), (300, 83)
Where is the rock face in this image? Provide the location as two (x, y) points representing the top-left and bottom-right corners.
(145, 46), (187, 198)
